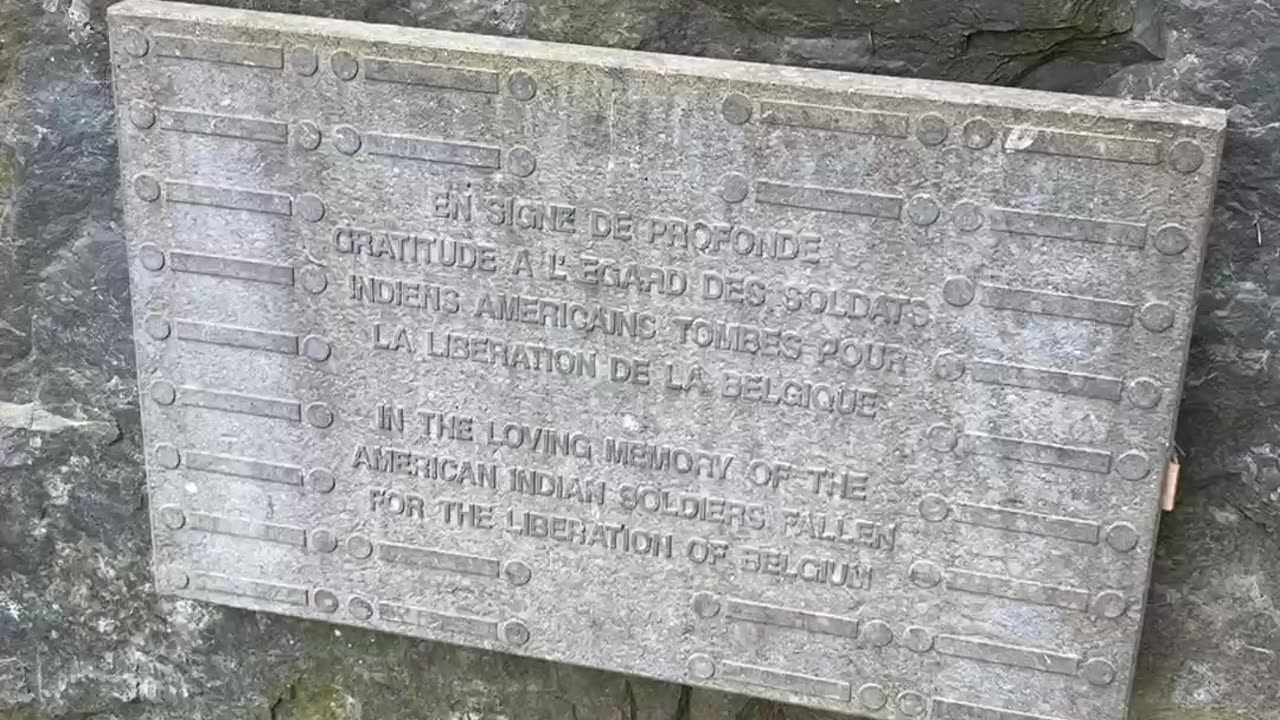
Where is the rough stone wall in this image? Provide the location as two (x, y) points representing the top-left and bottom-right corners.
(1, 0), (1277, 718)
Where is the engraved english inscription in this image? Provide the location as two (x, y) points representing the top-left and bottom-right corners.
(112, 3), (1225, 719)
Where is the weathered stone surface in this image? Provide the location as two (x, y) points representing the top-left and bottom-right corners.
(2, 1), (1280, 720)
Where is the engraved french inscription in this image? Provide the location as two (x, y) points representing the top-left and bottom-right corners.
(113, 3), (1225, 718)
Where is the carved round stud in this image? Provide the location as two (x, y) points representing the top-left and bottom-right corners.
(719, 172), (749, 203)
(159, 505), (186, 530)
(333, 125), (361, 155)
(1127, 378), (1162, 409)
(129, 102), (156, 129)
(942, 276), (975, 306)
(691, 591), (721, 619)
(150, 379), (176, 406)
(916, 114), (949, 146)
(927, 423), (959, 452)
(330, 50), (358, 80)
(1169, 139), (1205, 174)
(501, 619), (531, 646)
(134, 174), (161, 202)
(686, 653), (716, 680)
(508, 70), (537, 100)
(295, 121), (321, 150)
(310, 528), (338, 553)
(1081, 658), (1117, 686)
(295, 194), (326, 222)
(346, 534), (373, 559)
(1105, 522), (1139, 552)
(1154, 224), (1192, 256)
(953, 201), (984, 232)
(903, 626), (935, 652)
(144, 314), (171, 340)
(909, 560), (943, 588)
(508, 147), (537, 177)
(933, 351), (966, 381)
(288, 46), (318, 76)
(138, 243), (166, 271)
(348, 595), (373, 620)
(305, 402), (334, 428)
(504, 560), (532, 586)
(962, 118), (996, 149)
(897, 691), (928, 717)
(919, 494), (950, 522)
(906, 195), (941, 226)
(1116, 450), (1152, 481)
(302, 335), (331, 362)
(313, 589), (340, 613)
(857, 684), (888, 710)
(721, 93), (752, 125)
(164, 569), (190, 591)
(154, 443), (181, 469)
(1090, 590), (1128, 619)
(1138, 301), (1175, 333)
(862, 619), (893, 647)
(299, 267), (328, 294)
(307, 468), (336, 493)
(121, 29), (149, 57)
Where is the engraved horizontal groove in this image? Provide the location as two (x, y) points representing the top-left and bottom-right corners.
(156, 108), (288, 143)
(719, 660), (851, 701)
(963, 431), (1112, 474)
(189, 572), (308, 605)
(970, 359), (1123, 401)
(185, 511), (306, 546)
(934, 634), (1079, 675)
(932, 697), (1067, 720)
(945, 567), (1090, 611)
(758, 99), (909, 138)
(1004, 126), (1160, 165)
(987, 207), (1147, 248)
(377, 601), (498, 636)
(363, 57), (498, 93)
(169, 251), (294, 285)
(184, 450), (303, 485)
(364, 132), (501, 169)
(376, 541), (500, 577)
(179, 386), (302, 422)
(152, 34), (284, 68)
(166, 181), (292, 215)
(174, 319), (298, 354)
(951, 501), (1101, 544)
(723, 597), (859, 638)
(756, 180), (903, 219)
(980, 283), (1135, 326)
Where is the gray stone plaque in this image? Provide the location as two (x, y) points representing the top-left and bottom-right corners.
(109, 1), (1225, 717)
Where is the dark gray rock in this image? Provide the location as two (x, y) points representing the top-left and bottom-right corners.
(1, 1), (1277, 719)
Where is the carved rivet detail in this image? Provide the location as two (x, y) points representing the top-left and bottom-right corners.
(953, 201), (984, 231)
(134, 174), (161, 202)
(307, 469), (336, 493)
(129, 102), (156, 129)
(857, 684), (888, 710)
(508, 147), (537, 177)
(721, 93), (752, 125)
(154, 443), (180, 469)
(298, 267), (328, 294)
(902, 626), (935, 652)
(962, 118), (996, 149)
(1105, 522), (1139, 552)
(159, 505), (185, 530)
(1138, 301), (1175, 332)
(906, 195), (941, 226)
(121, 29), (149, 57)
(1089, 591), (1128, 619)
(916, 114), (949, 146)
(166, 569), (190, 590)
(346, 534), (373, 559)
(333, 125), (361, 155)
(897, 691), (928, 718)
(691, 592), (721, 618)
(313, 589), (340, 613)
(1127, 378), (1162, 409)
(927, 423), (959, 452)
(150, 379), (176, 406)
(933, 351), (966, 381)
(1081, 658), (1117, 686)
(295, 194), (325, 222)
(942, 276), (975, 306)
(305, 402), (334, 428)
(1154, 224), (1192, 256)
(909, 560), (943, 588)
(501, 619), (531, 646)
(1116, 450), (1152, 481)
(295, 121), (321, 150)
(862, 620), (893, 647)
(719, 172), (748, 203)
(302, 335), (332, 362)
(330, 51), (358, 80)
(348, 596), (373, 620)
(1169, 139), (1205, 174)
(508, 71), (537, 100)
(686, 653), (715, 680)
(919, 494), (950, 522)
(144, 314), (171, 340)
(504, 560), (532, 586)
(288, 46), (318, 76)
(138, 244), (165, 271)
(310, 528), (338, 553)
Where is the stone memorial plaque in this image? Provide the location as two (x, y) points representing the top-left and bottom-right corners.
(109, 1), (1225, 717)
